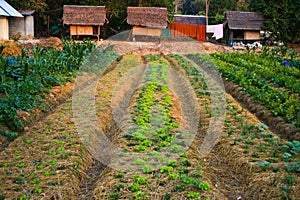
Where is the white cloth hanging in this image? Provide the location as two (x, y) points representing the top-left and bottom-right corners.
(212, 24), (224, 40)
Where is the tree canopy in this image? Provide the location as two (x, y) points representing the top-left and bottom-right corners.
(249, 0), (300, 43)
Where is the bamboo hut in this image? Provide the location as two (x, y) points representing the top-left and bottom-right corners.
(0, 0), (23, 40)
(170, 15), (206, 41)
(224, 11), (264, 41)
(127, 7), (167, 41)
(63, 5), (106, 40)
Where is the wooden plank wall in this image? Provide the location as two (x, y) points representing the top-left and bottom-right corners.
(244, 31), (260, 40)
(70, 26), (93, 36)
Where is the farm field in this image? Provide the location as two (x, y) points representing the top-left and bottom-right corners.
(0, 41), (299, 200)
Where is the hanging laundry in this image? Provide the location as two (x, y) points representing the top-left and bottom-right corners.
(212, 24), (224, 40)
(206, 25), (215, 33)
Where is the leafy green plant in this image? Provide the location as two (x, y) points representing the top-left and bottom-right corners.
(30, 179), (41, 185)
(186, 192), (201, 199)
(16, 163), (26, 168)
(160, 166), (174, 173)
(134, 145), (147, 152)
(18, 195), (30, 200)
(169, 173), (180, 180)
(129, 183), (141, 192)
(198, 181), (211, 191)
(133, 191), (149, 200)
(141, 165), (155, 174)
(132, 175), (150, 185)
(33, 187), (42, 194)
(3, 130), (18, 141)
(181, 160), (192, 167)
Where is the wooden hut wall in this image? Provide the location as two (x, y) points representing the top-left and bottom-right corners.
(244, 31), (260, 40)
(132, 26), (161, 37)
(0, 16), (9, 40)
(70, 26), (93, 36)
(170, 23), (206, 41)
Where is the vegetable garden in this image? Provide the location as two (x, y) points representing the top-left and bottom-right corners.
(0, 41), (299, 200)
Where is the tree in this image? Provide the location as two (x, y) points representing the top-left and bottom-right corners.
(180, 0), (206, 15)
(249, 0), (300, 43)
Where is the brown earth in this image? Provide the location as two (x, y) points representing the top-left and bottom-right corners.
(0, 39), (298, 199)
(99, 40), (235, 55)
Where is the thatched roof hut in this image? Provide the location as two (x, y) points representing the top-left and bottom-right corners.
(127, 7), (167, 29)
(63, 5), (106, 26)
(225, 11), (264, 31)
(224, 11), (264, 41)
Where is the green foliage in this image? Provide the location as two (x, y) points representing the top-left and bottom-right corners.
(249, 0), (300, 43)
(132, 175), (150, 185)
(186, 191), (201, 199)
(0, 40), (97, 131)
(169, 173), (180, 180)
(198, 181), (210, 191)
(141, 165), (155, 174)
(181, 160), (192, 167)
(133, 191), (149, 200)
(134, 145), (147, 152)
(18, 195), (30, 200)
(129, 183), (141, 192)
(160, 166), (174, 173)
(3, 130), (18, 141)
(204, 53), (300, 129)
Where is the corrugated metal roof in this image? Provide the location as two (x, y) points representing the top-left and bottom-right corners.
(173, 15), (206, 25)
(0, 0), (23, 17)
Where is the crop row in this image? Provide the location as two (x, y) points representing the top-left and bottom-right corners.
(98, 55), (211, 200)
(211, 53), (300, 93)
(167, 54), (299, 199)
(0, 40), (96, 131)
(187, 54), (300, 130)
(0, 45), (122, 199)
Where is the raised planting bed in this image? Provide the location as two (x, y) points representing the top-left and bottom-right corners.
(167, 54), (299, 200)
(186, 53), (300, 140)
(1, 47), (299, 200)
(91, 55), (212, 199)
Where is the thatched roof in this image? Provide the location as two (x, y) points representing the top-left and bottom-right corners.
(63, 5), (106, 26)
(173, 15), (206, 25)
(127, 7), (167, 28)
(225, 11), (264, 30)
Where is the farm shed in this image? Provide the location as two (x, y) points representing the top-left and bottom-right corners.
(0, 0), (23, 40)
(170, 15), (206, 41)
(127, 7), (167, 41)
(63, 5), (106, 41)
(224, 11), (264, 41)
(9, 10), (35, 39)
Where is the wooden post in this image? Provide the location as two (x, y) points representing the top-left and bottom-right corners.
(206, 0), (210, 27)
(47, 16), (50, 36)
(98, 25), (100, 41)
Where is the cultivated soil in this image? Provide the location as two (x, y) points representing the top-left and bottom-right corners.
(0, 39), (299, 199)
